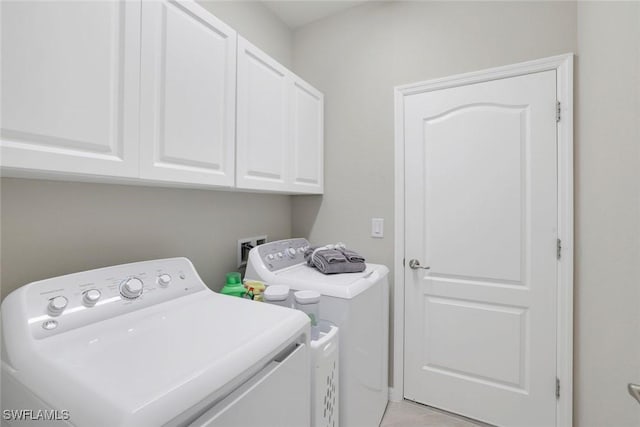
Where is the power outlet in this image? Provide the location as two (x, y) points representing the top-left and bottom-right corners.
(237, 235), (267, 267)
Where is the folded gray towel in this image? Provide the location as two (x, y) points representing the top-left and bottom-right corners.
(311, 248), (345, 264)
(304, 246), (366, 274)
(319, 261), (366, 274)
(304, 247), (345, 266)
(338, 248), (365, 263)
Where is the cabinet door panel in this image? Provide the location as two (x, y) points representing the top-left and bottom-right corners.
(291, 79), (323, 194)
(140, 0), (236, 186)
(1, 1), (140, 177)
(236, 37), (289, 191)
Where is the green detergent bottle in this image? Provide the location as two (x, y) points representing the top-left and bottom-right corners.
(220, 272), (246, 297)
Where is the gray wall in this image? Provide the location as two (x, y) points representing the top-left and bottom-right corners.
(198, 0), (292, 68)
(0, 1), (293, 297)
(575, 2), (640, 426)
(0, 179), (291, 294)
(291, 1), (639, 426)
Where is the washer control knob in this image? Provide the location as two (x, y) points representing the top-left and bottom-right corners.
(157, 274), (172, 287)
(286, 248), (297, 258)
(276, 252), (284, 259)
(298, 247), (305, 253)
(47, 296), (68, 316)
(266, 254), (275, 261)
(82, 289), (101, 307)
(120, 277), (144, 299)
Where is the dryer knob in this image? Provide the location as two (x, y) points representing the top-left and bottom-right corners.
(47, 296), (68, 316)
(286, 248), (297, 258)
(120, 277), (144, 299)
(157, 274), (172, 287)
(82, 289), (101, 307)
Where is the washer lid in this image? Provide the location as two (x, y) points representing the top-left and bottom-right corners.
(273, 263), (389, 299)
(4, 291), (308, 427)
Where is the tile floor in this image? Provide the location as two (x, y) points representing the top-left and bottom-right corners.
(380, 400), (490, 427)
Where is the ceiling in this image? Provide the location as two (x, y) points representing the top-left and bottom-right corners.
(263, 1), (368, 29)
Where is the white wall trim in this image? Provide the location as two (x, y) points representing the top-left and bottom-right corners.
(393, 53), (574, 426)
(392, 77), (407, 405)
(388, 387), (402, 402)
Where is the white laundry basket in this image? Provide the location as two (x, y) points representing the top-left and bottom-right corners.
(311, 320), (339, 427)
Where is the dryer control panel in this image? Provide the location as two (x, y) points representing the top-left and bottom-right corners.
(256, 238), (310, 272)
(8, 258), (207, 339)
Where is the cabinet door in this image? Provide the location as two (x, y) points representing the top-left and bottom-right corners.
(139, 0), (236, 187)
(290, 78), (324, 194)
(236, 37), (290, 192)
(1, 1), (141, 178)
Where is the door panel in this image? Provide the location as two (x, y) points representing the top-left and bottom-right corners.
(425, 104), (526, 284)
(0, 0), (140, 177)
(140, 0), (236, 186)
(236, 37), (289, 191)
(424, 297), (527, 389)
(290, 79), (323, 193)
(404, 71), (558, 427)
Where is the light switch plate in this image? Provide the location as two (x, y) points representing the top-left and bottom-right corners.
(371, 218), (384, 238)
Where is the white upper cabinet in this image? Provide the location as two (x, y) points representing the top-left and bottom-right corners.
(290, 78), (324, 193)
(139, 0), (236, 187)
(0, 1), (141, 178)
(237, 37), (324, 194)
(1, 1), (322, 193)
(236, 37), (290, 191)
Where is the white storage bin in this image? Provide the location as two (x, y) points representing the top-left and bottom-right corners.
(264, 284), (292, 308)
(295, 290), (321, 340)
(311, 320), (339, 427)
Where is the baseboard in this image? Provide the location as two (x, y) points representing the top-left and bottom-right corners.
(388, 386), (403, 402)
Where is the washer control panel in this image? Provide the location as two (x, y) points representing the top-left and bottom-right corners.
(257, 238), (310, 272)
(21, 258), (205, 339)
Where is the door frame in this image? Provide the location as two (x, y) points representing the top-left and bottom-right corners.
(392, 54), (574, 427)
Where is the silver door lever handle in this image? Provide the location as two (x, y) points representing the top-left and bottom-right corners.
(408, 259), (430, 270)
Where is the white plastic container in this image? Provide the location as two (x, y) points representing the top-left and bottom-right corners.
(294, 290), (321, 340)
(264, 284), (291, 308)
(311, 321), (339, 427)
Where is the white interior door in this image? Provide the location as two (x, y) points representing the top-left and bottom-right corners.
(403, 70), (558, 427)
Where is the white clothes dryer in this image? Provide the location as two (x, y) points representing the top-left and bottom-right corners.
(246, 238), (390, 427)
(1, 258), (310, 427)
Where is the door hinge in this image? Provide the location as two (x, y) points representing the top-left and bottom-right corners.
(556, 377), (561, 399)
(557, 238), (562, 260)
(403, 258), (405, 267)
(556, 101), (561, 122)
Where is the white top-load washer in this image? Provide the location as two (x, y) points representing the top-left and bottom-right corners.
(245, 238), (390, 427)
(1, 258), (310, 427)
